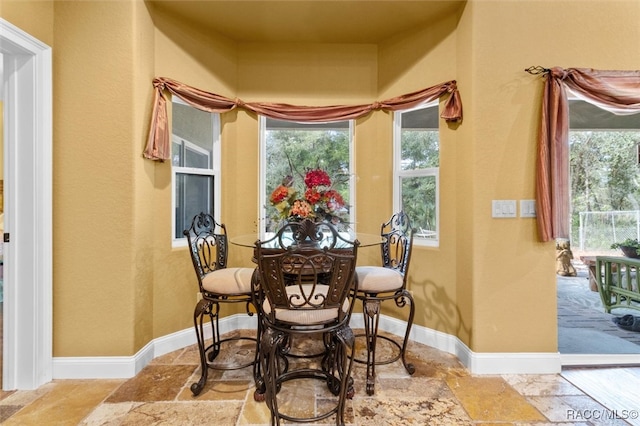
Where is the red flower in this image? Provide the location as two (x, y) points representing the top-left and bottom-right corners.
(304, 169), (331, 188)
(305, 188), (322, 204)
(270, 185), (290, 204)
(269, 168), (347, 224)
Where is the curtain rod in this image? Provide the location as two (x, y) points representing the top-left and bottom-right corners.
(525, 66), (550, 75)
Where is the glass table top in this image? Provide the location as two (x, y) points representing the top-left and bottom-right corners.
(230, 231), (383, 248)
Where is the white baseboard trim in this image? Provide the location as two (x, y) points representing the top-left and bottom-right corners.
(52, 314), (258, 379)
(53, 313), (564, 379)
(351, 313), (563, 375)
(560, 353), (640, 367)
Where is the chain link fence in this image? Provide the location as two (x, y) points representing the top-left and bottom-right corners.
(577, 211), (640, 251)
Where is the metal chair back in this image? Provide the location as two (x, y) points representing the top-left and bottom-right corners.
(183, 212), (229, 294)
(380, 211), (415, 282)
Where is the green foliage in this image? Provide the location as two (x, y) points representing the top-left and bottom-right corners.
(400, 131), (439, 169)
(265, 128), (350, 229)
(610, 238), (640, 249)
(570, 131), (640, 244)
(399, 130), (439, 235)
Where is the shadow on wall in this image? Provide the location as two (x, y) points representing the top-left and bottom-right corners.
(419, 278), (471, 343)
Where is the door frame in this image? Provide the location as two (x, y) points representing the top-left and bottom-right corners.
(0, 18), (53, 390)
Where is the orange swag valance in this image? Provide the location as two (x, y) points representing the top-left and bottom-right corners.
(143, 77), (463, 162)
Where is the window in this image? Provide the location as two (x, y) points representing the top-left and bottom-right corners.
(260, 117), (354, 234)
(171, 97), (220, 243)
(394, 103), (440, 246)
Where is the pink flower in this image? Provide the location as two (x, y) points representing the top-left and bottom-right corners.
(324, 189), (344, 208)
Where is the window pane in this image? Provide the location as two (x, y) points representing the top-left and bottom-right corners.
(185, 143), (210, 168)
(401, 130), (439, 170)
(171, 96), (219, 243)
(395, 104), (440, 244)
(264, 118), (351, 232)
(175, 173), (214, 238)
(172, 101), (213, 169)
(401, 175), (437, 240)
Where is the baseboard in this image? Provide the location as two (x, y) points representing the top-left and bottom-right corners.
(352, 313), (562, 375)
(52, 315), (258, 379)
(560, 353), (640, 367)
(53, 313), (561, 379)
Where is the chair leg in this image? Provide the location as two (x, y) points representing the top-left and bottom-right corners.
(190, 298), (217, 396)
(260, 328), (286, 426)
(321, 332), (344, 397)
(362, 298), (381, 396)
(396, 290), (416, 375)
(360, 291), (416, 396)
(252, 315), (266, 402)
(334, 325), (356, 403)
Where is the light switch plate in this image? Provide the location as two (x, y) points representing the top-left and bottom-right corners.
(492, 200), (517, 218)
(520, 199), (536, 218)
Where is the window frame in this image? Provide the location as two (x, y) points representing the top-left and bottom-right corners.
(171, 97), (221, 247)
(393, 102), (440, 247)
(258, 116), (355, 238)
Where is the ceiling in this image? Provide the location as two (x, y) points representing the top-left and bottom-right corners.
(146, 1), (466, 44)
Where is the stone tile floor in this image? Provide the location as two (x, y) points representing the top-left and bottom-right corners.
(1, 329), (640, 425)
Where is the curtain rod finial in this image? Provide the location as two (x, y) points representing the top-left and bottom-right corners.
(525, 66), (550, 75)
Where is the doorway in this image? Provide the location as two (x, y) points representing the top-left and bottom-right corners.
(558, 99), (640, 364)
(0, 18), (53, 390)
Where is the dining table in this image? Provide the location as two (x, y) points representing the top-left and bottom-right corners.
(230, 229), (384, 255)
(231, 225), (382, 402)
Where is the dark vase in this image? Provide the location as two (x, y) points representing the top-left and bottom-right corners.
(282, 217), (324, 249)
(619, 245), (640, 258)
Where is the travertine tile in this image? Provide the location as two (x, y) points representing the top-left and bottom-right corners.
(177, 379), (252, 401)
(2, 328), (639, 426)
(237, 394), (272, 425)
(527, 395), (631, 426)
(352, 396), (473, 425)
(79, 402), (142, 426)
(502, 373), (586, 396)
(106, 365), (195, 403)
(1, 380), (122, 426)
(119, 401), (243, 425)
(445, 375), (546, 422)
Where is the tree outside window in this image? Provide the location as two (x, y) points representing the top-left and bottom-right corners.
(261, 118), (353, 233)
(394, 104), (440, 245)
(569, 100), (640, 250)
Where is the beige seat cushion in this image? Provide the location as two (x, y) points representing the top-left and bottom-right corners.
(263, 284), (350, 325)
(201, 267), (254, 294)
(355, 266), (403, 293)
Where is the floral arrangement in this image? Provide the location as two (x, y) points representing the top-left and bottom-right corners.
(269, 168), (347, 224)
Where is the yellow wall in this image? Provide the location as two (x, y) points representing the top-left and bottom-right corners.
(463, 0), (639, 352)
(1, 0), (640, 359)
(49, 1), (155, 356)
(0, 0), (53, 46)
(377, 6), (465, 342)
